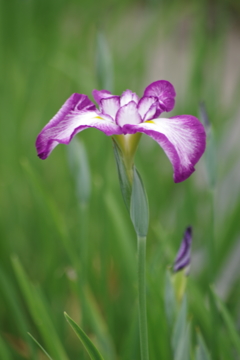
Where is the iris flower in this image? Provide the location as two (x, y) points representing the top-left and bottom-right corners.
(36, 80), (206, 182)
(174, 226), (192, 273)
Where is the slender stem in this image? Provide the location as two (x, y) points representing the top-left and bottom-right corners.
(137, 235), (149, 360)
(208, 188), (219, 360)
(209, 189), (216, 280)
(79, 202), (89, 329)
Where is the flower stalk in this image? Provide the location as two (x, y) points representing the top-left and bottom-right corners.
(137, 235), (149, 360)
(113, 139), (149, 360)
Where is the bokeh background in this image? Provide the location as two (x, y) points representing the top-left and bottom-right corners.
(1, 0), (240, 359)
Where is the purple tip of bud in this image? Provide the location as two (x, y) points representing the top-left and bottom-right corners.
(173, 226), (192, 273)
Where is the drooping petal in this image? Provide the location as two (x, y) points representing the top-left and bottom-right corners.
(116, 101), (142, 127)
(120, 90), (139, 107)
(137, 96), (160, 121)
(100, 96), (120, 120)
(92, 89), (112, 104)
(143, 80), (176, 112)
(174, 227), (192, 272)
(122, 115), (206, 182)
(36, 93), (122, 160)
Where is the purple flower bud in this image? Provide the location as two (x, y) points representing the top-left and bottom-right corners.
(173, 227), (192, 273)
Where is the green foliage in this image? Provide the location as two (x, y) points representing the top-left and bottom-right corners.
(211, 289), (240, 357)
(12, 256), (69, 360)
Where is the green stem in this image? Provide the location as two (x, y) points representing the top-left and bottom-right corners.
(137, 235), (149, 360)
(79, 202), (89, 330)
(208, 188), (219, 360)
(208, 188), (216, 282)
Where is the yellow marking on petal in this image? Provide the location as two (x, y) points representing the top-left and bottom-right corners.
(145, 120), (155, 124)
(95, 116), (104, 120)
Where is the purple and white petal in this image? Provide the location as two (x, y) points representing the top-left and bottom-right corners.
(36, 93), (96, 134)
(174, 227), (192, 272)
(143, 80), (176, 112)
(120, 90), (139, 107)
(36, 94), (122, 160)
(100, 96), (120, 120)
(116, 101), (142, 127)
(137, 96), (160, 121)
(92, 89), (112, 105)
(122, 115), (206, 182)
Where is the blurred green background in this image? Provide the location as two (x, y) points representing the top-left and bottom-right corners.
(1, 0), (240, 359)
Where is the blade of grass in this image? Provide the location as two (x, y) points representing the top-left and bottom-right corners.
(28, 333), (53, 360)
(64, 312), (105, 360)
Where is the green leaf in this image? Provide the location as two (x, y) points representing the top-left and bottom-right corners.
(195, 332), (211, 360)
(67, 138), (91, 205)
(172, 296), (188, 356)
(64, 312), (105, 360)
(175, 323), (191, 360)
(130, 168), (149, 237)
(211, 288), (240, 356)
(164, 270), (176, 327)
(112, 140), (132, 211)
(28, 333), (53, 360)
